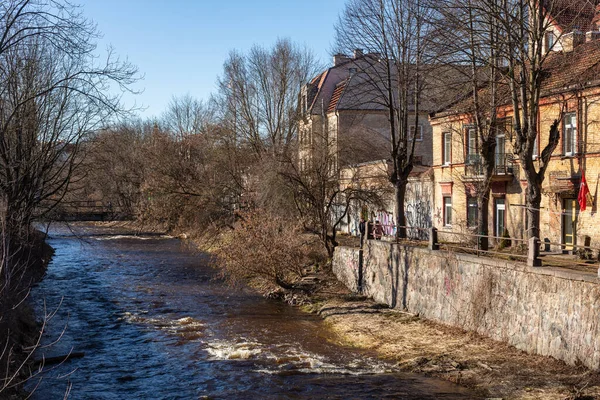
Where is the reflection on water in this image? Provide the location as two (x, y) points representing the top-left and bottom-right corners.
(29, 223), (477, 399)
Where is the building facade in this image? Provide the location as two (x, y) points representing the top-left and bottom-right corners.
(430, 3), (600, 249)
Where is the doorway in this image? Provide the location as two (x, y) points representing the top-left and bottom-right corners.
(562, 198), (577, 251)
(495, 198), (506, 238)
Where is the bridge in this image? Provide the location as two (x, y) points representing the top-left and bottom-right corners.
(51, 200), (132, 221)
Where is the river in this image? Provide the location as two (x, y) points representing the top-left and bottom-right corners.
(28, 223), (476, 399)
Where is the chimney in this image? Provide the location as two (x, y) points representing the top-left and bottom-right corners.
(353, 48), (363, 58)
(333, 53), (350, 66)
(586, 30), (600, 42)
(562, 31), (585, 52)
(593, 4), (600, 30)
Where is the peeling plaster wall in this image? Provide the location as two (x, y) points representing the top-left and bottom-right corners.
(333, 241), (600, 369)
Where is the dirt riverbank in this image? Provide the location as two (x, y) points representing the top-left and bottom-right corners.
(1, 230), (54, 399)
(300, 270), (600, 400)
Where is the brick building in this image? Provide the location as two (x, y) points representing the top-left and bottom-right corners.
(430, 1), (600, 249)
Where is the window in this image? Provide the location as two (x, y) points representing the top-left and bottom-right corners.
(497, 118), (512, 140)
(545, 31), (555, 52)
(349, 67), (357, 74)
(533, 134), (539, 159)
(409, 125), (423, 142)
(466, 127), (478, 164)
(496, 134), (506, 172)
(443, 197), (452, 226)
(467, 197), (478, 227)
(563, 113), (577, 156)
(443, 132), (452, 165)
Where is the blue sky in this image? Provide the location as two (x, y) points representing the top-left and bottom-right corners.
(78, 0), (347, 119)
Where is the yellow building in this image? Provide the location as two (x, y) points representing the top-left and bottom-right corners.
(431, 25), (600, 249)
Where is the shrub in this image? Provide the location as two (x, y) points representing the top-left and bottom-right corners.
(214, 210), (317, 290)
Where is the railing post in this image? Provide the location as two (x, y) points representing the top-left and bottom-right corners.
(478, 235), (489, 251)
(429, 227), (439, 250)
(528, 236), (541, 267)
(358, 248), (363, 294)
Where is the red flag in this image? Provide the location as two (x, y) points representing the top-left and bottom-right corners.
(578, 170), (590, 211)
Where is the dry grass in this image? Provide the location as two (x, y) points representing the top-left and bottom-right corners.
(315, 297), (600, 400)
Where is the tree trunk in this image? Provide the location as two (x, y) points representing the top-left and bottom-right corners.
(477, 193), (490, 250)
(395, 179), (407, 239)
(525, 183), (542, 240)
(477, 140), (495, 250)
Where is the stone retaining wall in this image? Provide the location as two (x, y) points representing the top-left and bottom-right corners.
(332, 240), (600, 369)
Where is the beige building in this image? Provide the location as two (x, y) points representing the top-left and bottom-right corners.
(299, 51), (452, 237)
(298, 51), (433, 173)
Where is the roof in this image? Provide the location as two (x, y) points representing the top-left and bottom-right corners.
(327, 79), (349, 113)
(433, 39), (600, 119)
(304, 54), (382, 116)
(545, 0), (600, 32)
(542, 38), (600, 92)
(310, 71), (326, 85)
(303, 54), (471, 118)
(306, 70), (328, 112)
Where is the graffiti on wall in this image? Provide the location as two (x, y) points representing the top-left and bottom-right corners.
(405, 180), (433, 240)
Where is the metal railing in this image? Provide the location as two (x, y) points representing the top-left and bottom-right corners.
(464, 154), (515, 177)
(359, 224), (600, 272)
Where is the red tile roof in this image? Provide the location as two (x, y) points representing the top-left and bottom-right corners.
(542, 38), (600, 93)
(310, 71), (327, 85)
(327, 79), (349, 113)
(546, 0), (600, 32)
(436, 39), (600, 118)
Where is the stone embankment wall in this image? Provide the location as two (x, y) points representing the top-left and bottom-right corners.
(332, 241), (600, 369)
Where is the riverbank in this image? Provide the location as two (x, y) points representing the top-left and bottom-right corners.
(1, 230), (54, 399)
(299, 269), (600, 400)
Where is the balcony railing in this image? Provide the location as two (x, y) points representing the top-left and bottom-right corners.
(464, 153), (515, 179)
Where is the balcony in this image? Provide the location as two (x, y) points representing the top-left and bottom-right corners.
(464, 154), (515, 181)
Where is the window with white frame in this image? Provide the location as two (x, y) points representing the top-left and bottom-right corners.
(409, 125), (423, 142)
(466, 127), (478, 163)
(545, 31), (555, 53)
(563, 113), (577, 156)
(443, 132), (452, 165)
(443, 197), (452, 226)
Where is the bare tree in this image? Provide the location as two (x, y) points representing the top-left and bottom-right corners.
(215, 38), (320, 160)
(0, 1), (138, 395)
(335, 0), (432, 239)
(494, 0), (582, 240)
(282, 132), (385, 258)
(0, 0), (139, 242)
(433, 0), (509, 249)
(77, 121), (149, 218)
(212, 38), (321, 219)
(162, 94), (213, 139)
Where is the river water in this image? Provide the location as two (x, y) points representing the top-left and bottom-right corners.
(28, 224), (476, 399)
